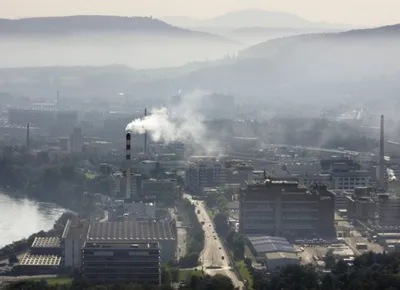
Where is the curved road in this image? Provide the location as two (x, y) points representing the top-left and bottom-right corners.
(185, 194), (244, 290)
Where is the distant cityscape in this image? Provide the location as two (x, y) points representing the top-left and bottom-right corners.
(0, 95), (399, 289)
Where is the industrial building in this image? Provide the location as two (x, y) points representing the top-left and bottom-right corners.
(82, 241), (161, 285)
(61, 218), (90, 268)
(330, 170), (370, 190)
(31, 237), (62, 255)
(185, 156), (227, 194)
(18, 254), (62, 275)
(378, 194), (400, 226)
(142, 179), (178, 204)
(87, 220), (176, 262)
(265, 252), (299, 271)
(247, 236), (296, 260)
(239, 177), (335, 238)
(15, 237), (62, 275)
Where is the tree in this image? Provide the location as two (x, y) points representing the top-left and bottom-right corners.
(213, 212), (229, 237)
(8, 254), (18, 264)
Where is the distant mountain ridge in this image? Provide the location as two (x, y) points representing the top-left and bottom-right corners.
(240, 23), (400, 59)
(0, 15), (233, 41)
(163, 9), (353, 29)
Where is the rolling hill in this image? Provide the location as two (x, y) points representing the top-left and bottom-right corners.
(0, 15), (241, 69)
(0, 15), (233, 41)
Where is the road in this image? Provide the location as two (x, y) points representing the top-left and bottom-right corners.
(184, 194), (244, 290)
(169, 208), (187, 259)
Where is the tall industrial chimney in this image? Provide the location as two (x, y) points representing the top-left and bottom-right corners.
(56, 90), (60, 109)
(26, 123), (30, 153)
(379, 114), (386, 190)
(144, 108), (147, 154)
(125, 132), (132, 199)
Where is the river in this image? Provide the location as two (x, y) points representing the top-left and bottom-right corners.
(0, 192), (66, 248)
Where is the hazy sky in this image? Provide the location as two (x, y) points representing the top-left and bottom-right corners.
(1, 0), (399, 26)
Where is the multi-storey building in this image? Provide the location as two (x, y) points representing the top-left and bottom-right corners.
(297, 173), (332, 188)
(87, 220), (176, 262)
(142, 179), (178, 205)
(378, 194), (400, 226)
(185, 156), (226, 194)
(239, 177), (335, 238)
(82, 241), (160, 284)
(330, 170), (370, 190)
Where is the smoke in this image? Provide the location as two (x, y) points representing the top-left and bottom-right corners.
(125, 90), (220, 155)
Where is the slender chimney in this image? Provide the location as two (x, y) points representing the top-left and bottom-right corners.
(126, 132), (132, 199)
(379, 114), (385, 190)
(144, 108), (147, 154)
(56, 90), (60, 109)
(26, 123), (30, 153)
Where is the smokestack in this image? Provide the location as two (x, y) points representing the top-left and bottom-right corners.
(126, 132), (132, 199)
(26, 123), (30, 153)
(144, 108), (147, 154)
(379, 114), (385, 190)
(56, 90), (60, 109)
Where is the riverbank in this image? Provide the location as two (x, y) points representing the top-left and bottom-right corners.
(0, 211), (75, 261)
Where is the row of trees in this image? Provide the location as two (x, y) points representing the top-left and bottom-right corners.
(252, 252), (400, 290)
(206, 190), (245, 260)
(178, 199), (205, 267)
(0, 145), (86, 210)
(7, 274), (236, 290)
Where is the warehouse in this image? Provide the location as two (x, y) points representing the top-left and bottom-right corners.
(265, 252), (299, 271)
(247, 235), (296, 262)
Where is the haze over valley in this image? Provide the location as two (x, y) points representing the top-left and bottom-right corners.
(2, 3), (400, 289)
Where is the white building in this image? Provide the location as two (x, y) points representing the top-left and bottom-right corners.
(61, 218), (89, 269)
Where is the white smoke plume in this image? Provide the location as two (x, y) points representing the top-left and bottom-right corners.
(125, 90), (220, 154)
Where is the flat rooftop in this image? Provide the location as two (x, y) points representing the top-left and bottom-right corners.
(31, 237), (61, 248)
(19, 253), (62, 266)
(84, 241), (159, 249)
(61, 219), (90, 240)
(265, 251), (299, 260)
(87, 220), (176, 241)
(247, 235), (295, 254)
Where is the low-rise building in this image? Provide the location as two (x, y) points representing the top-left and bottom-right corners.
(265, 252), (299, 271)
(31, 237), (62, 255)
(82, 241), (160, 284)
(17, 254), (62, 275)
(247, 235), (296, 263)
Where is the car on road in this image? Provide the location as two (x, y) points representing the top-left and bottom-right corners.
(221, 256), (225, 260)
(219, 247), (221, 249)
